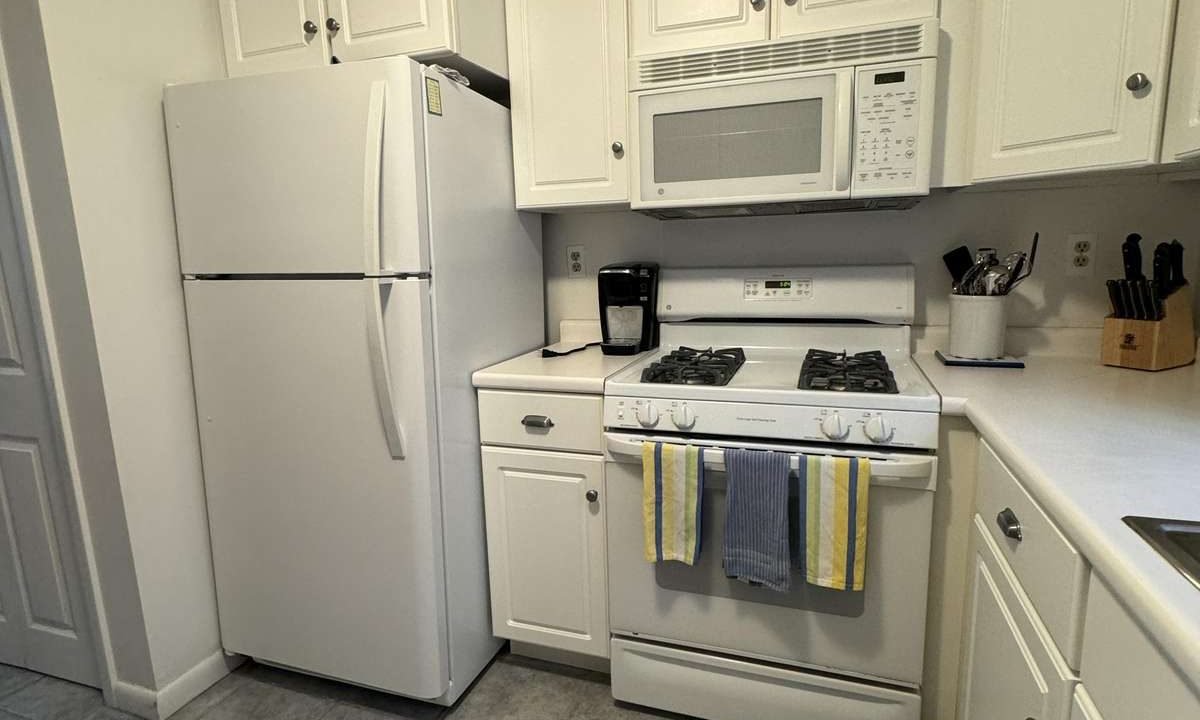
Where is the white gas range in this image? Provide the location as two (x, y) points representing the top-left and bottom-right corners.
(602, 265), (942, 720)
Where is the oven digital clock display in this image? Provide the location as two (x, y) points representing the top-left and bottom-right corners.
(743, 278), (813, 300)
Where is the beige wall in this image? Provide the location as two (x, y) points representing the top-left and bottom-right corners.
(544, 181), (1200, 342)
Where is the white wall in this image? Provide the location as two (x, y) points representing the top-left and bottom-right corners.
(31, 0), (227, 695)
(544, 181), (1200, 344)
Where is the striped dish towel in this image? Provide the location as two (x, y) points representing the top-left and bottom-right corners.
(722, 449), (791, 592)
(642, 442), (705, 565)
(796, 455), (871, 591)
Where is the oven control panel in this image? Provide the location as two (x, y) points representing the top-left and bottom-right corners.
(604, 397), (939, 451)
(743, 277), (813, 301)
(852, 59), (935, 198)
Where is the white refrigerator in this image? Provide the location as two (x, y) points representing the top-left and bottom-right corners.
(165, 58), (543, 704)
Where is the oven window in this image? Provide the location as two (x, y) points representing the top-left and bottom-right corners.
(652, 99), (823, 183)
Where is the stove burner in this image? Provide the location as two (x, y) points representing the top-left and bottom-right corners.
(798, 349), (899, 394)
(641, 346), (746, 386)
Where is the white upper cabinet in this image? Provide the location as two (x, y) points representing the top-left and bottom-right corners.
(219, 0), (330, 77)
(773, 0), (937, 38)
(971, 0), (1177, 182)
(1163, 0), (1200, 162)
(629, 0), (770, 57)
(506, 0), (629, 208)
(325, 0), (450, 62)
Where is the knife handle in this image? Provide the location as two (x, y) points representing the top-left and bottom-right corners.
(1106, 279), (1123, 318)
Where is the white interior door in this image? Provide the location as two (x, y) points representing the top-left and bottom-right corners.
(773, 0), (937, 38)
(184, 277), (450, 698)
(971, 0), (1175, 181)
(218, 0), (330, 78)
(629, 0), (771, 57)
(326, 0), (453, 62)
(0, 115), (98, 686)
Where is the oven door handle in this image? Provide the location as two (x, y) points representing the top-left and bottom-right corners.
(604, 435), (936, 491)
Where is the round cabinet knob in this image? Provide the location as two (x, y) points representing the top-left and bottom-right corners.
(636, 403), (660, 428)
(820, 413), (849, 440)
(864, 416), (894, 444)
(750, 0), (766, 10)
(671, 405), (696, 430)
(586, 490), (599, 503)
(1126, 72), (1150, 92)
(326, 17), (341, 33)
(303, 20), (319, 34)
(611, 141), (624, 156)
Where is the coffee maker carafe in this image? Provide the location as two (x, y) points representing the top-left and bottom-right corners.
(598, 263), (659, 356)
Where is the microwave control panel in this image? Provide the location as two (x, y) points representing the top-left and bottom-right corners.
(853, 59), (935, 197)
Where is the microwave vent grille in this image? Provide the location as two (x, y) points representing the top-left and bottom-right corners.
(635, 22), (932, 88)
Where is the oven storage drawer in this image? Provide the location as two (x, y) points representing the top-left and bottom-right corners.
(611, 638), (921, 720)
(975, 439), (1088, 668)
(478, 390), (603, 454)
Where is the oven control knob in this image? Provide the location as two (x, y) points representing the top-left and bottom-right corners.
(637, 403), (660, 428)
(865, 416), (894, 444)
(671, 405), (695, 430)
(820, 413), (850, 440)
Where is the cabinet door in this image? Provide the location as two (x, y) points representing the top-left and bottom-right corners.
(481, 447), (608, 658)
(773, 0), (937, 38)
(629, 0), (770, 57)
(958, 517), (1073, 720)
(971, 0), (1176, 181)
(218, 0), (329, 78)
(506, 0), (629, 208)
(1163, 0), (1200, 161)
(326, 0), (452, 62)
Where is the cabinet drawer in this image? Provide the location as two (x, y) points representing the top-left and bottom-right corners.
(479, 390), (603, 453)
(975, 439), (1088, 668)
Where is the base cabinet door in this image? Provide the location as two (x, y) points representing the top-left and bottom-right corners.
(958, 516), (1073, 720)
(218, 0), (330, 77)
(506, 0), (629, 208)
(628, 0), (771, 57)
(971, 0), (1176, 181)
(325, 0), (452, 62)
(773, 0), (937, 38)
(481, 447), (608, 658)
(1163, 0), (1200, 162)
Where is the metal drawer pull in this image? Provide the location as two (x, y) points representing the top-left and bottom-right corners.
(521, 415), (555, 429)
(586, 490), (599, 503)
(997, 507), (1023, 541)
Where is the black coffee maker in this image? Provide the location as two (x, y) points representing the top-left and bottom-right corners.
(598, 262), (659, 355)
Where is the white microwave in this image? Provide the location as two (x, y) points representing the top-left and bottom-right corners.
(631, 58), (937, 214)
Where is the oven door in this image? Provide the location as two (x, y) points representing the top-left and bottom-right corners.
(631, 69), (853, 209)
(604, 432), (935, 686)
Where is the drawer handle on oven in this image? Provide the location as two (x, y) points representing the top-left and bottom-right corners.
(521, 415), (555, 429)
(996, 507), (1023, 541)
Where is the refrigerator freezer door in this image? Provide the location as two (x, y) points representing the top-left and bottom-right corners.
(184, 278), (448, 697)
(166, 59), (429, 275)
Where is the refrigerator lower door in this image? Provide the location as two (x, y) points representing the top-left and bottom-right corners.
(185, 277), (448, 698)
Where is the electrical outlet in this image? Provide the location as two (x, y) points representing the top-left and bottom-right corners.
(1066, 233), (1096, 277)
(567, 244), (586, 278)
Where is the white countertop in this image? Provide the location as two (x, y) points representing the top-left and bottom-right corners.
(472, 343), (647, 394)
(915, 352), (1200, 687)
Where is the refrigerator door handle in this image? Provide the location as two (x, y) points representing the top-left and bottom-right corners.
(362, 81), (386, 273)
(366, 278), (406, 459)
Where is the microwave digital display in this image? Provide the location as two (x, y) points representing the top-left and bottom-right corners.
(874, 71), (907, 85)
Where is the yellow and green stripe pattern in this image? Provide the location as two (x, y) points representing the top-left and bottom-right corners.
(797, 455), (870, 591)
(642, 442), (704, 565)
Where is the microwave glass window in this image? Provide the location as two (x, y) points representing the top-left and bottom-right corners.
(652, 99), (823, 183)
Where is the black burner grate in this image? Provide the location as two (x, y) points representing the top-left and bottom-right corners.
(798, 349), (899, 394)
(640, 346), (747, 386)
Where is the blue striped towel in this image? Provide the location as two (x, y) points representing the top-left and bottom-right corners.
(642, 442), (705, 565)
(794, 455), (871, 591)
(722, 449), (791, 592)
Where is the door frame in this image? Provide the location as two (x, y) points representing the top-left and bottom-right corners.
(0, 44), (111, 696)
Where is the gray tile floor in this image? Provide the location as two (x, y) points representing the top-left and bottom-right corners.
(0, 652), (689, 720)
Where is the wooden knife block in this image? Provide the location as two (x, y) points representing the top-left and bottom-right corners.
(1101, 284), (1195, 371)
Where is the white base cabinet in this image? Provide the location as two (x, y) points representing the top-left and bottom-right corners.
(971, 0), (1176, 181)
(505, 0), (629, 208)
(480, 444), (609, 658)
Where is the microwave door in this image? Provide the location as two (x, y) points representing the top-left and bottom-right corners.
(633, 69), (853, 209)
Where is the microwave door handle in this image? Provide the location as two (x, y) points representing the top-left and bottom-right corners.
(834, 76), (852, 193)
